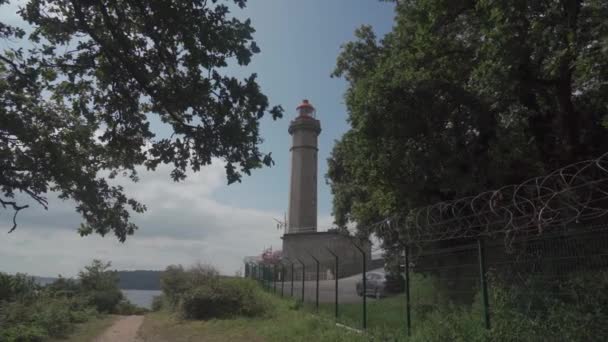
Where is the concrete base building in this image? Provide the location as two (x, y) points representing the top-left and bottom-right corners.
(282, 231), (370, 280)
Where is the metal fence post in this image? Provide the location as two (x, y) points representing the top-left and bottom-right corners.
(273, 264), (277, 294)
(257, 264), (261, 283)
(325, 247), (339, 320)
(281, 264), (285, 297)
(477, 238), (491, 329)
(350, 240), (367, 330)
(264, 264), (269, 290)
(260, 264), (264, 286)
(404, 245), (411, 336)
(297, 258), (305, 303)
(291, 262), (295, 297)
(308, 252), (320, 311)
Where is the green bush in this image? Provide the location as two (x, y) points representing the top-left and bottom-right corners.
(78, 260), (124, 313)
(179, 278), (270, 320)
(0, 323), (47, 342)
(0, 273), (38, 302)
(151, 295), (164, 311)
(86, 288), (123, 313)
(32, 298), (73, 338)
(69, 306), (97, 324)
(0, 300), (33, 325)
(0, 260), (130, 340)
(0, 296), (90, 339)
(161, 263), (220, 309)
(489, 271), (608, 342)
(114, 300), (148, 315)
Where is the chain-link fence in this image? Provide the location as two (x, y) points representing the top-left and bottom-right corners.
(245, 225), (608, 340)
(243, 155), (608, 340)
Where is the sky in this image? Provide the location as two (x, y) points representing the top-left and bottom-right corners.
(0, 0), (395, 277)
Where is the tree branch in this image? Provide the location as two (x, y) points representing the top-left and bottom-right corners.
(1, 198), (29, 233)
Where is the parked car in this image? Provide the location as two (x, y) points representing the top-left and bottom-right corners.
(356, 272), (388, 298)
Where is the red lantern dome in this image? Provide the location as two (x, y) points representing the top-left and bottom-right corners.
(296, 99), (316, 118)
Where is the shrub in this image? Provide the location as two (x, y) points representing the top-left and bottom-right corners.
(0, 323), (47, 342)
(78, 260), (124, 313)
(87, 288), (123, 313)
(489, 271), (608, 342)
(32, 298), (73, 338)
(69, 306), (97, 323)
(0, 300), (34, 325)
(160, 265), (191, 308)
(0, 296), (83, 339)
(114, 300), (148, 315)
(161, 263), (220, 309)
(179, 278), (270, 320)
(0, 273), (38, 302)
(151, 295), (164, 311)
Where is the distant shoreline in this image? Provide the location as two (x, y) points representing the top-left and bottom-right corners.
(32, 270), (163, 291)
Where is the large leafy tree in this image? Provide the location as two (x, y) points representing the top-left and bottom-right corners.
(0, 0), (283, 240)
(328, 0), (608, 237)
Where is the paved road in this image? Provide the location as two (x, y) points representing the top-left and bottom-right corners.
(268, 268), (383, 304)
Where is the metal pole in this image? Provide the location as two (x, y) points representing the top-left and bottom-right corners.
(350, 240), (367, 330)
(281, 264), (285, 297)
(404, 245), (411, 336)
(307, 252), (320, 312)
(264, 264), (269, 290)
(325, 247), (339, 320)
(297, 258), (305, 303)
(477, 238), (491, 329)
(285, 257), (295, 297)
(291, 262), (295, 297)
(259, 264), (263, 286)
(273, 264), (277, 294)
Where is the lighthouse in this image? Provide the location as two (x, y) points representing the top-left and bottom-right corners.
(281, 99), (370, 281)
(287, 100), (321, 233)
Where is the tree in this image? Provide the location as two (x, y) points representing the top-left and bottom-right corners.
(328, 0), (608, 239)
(0, 0), (283, 240)
(78, 259), (123, 312)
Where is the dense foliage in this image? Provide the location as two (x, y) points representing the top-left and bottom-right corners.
(157, 263), (270, 320)
(408, 271), (608, 341)
(328, 0), (608, 237)
(0, 259), (144, 341)
(0, 0), (283, 240)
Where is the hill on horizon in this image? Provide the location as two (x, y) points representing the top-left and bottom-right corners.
(31, 270), (162, 290)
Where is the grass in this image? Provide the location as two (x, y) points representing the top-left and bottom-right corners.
(314, 295), (409, 337)
(49, 315), (119, 342)
(138, 292), (368, 342)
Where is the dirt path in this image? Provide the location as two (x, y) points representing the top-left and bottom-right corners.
(93, 315), (144, 342)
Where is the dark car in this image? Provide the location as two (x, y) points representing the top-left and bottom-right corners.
(356, 272), (388, 298)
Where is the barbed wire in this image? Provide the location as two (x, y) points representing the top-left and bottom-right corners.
(369, 153), (608, 248)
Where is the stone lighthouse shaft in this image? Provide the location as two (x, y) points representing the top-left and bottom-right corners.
(287, 100), (321, 233)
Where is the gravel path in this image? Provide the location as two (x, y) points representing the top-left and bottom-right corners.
(93, 315), (144, 342)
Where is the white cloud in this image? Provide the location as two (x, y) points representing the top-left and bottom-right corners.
(0, 161), (288, 277)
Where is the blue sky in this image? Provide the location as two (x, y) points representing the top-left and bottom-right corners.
(0, 1), (395, 276)
(215, 0), (395, 218)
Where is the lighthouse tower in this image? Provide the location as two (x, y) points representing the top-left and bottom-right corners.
(281, 99), (370, 280)
(287, 99), (321, 233)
